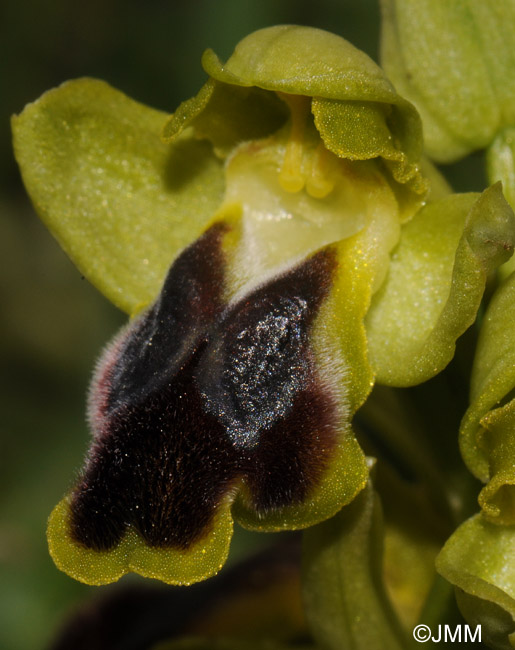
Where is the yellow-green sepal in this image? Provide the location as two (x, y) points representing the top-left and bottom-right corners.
(436, 513), (515, 649)
(47, 495), (234, 586)
(12, 78), (225, 314)
(203, 25), (398, 102)
(366, 184), (515, 386)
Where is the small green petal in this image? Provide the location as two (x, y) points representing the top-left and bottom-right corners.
(460, 271), (515, 488)
(47, 496), (233, 586)
(162, 79), (287, 158)
(381, 0), (515, 163)
(12, 78), (224, 314)
(436, 514), (515, 649)
(366, 184), (515, 386)
(312, 97), (427, 220)
(302, 482), (409, 650)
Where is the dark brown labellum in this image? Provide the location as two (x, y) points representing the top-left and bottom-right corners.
(70, 224), (339, 552)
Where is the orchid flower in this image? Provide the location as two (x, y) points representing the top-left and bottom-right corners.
(12, 28), (515, 650)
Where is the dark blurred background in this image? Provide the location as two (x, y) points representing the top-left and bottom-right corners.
(0, 1), (484, 648)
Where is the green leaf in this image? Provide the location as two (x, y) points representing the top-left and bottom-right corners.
(12, 78), (224, 314)
(436, 513), (515, 649)
(302, 482), (410, 650)
(366, 184), (515, 386)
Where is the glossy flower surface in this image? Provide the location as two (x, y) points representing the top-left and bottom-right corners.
(12, 25), (515, 586)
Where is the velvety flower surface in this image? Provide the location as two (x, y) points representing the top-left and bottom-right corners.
(12, 25), (515, 587)
(48, 224), (367, 585)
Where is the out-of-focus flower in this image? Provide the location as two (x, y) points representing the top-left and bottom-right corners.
(380, 0), (515, 163)
(12, 25), (515, 588)
(461, 272), (515, 526)
(379, 4), (515, 644)
(436, 514), (515, 649)
(436, 269), (515, 648)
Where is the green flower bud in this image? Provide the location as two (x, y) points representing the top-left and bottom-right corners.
(380, 0), (515, 163)
(436, 514), (515, 649)
(461, 271), (515, 525)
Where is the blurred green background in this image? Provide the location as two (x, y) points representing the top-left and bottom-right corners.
(1, 1), (485, 648)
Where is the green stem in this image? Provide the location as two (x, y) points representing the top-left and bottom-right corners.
(302, 483), (414, 650)
(417, 574), (457, 631)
